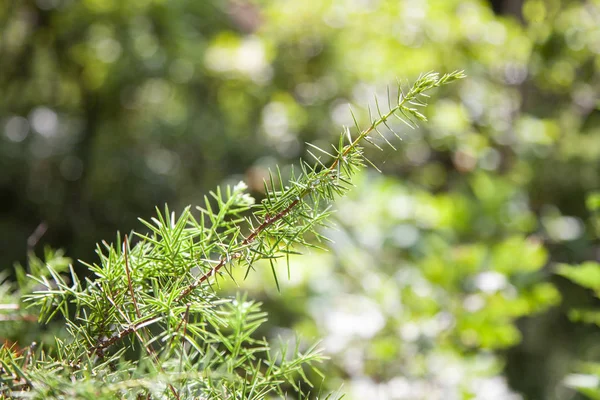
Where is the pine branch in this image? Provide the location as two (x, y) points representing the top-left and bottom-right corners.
(9, 70), (465, 399)
(177, 70), (465, 302)
(86, 70), (465, 357)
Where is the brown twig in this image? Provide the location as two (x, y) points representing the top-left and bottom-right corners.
(176, 198), (300, 302)
(91, 316), (160, 355)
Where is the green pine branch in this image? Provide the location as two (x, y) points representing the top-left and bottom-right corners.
(1, 71), (464, 399)
(178, 70), (465, 301)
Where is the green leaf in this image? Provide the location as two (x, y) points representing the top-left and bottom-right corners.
(557, 262), (600, 291)
(568, 309), (600, 326)
(587, 192), (600, 212)
(491, 236), (548, 274)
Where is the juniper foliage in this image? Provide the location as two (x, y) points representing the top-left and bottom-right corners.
(0, 71), (464, 399)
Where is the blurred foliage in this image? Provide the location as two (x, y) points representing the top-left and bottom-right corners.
(232, 170), (561, 399)
(558, 192), (600, 400)
(2, 0), (600, 399)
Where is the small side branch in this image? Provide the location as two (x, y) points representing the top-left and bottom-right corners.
(90, 316), (161, 356)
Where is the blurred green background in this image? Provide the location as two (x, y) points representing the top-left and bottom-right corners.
(1, 0), (600, 399)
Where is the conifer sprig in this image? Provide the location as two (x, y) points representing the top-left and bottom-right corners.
(2, 71), (464, 399)
(178, 70), (465, 300)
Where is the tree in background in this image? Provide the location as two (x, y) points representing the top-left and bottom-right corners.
(1, 0), (600, 399)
